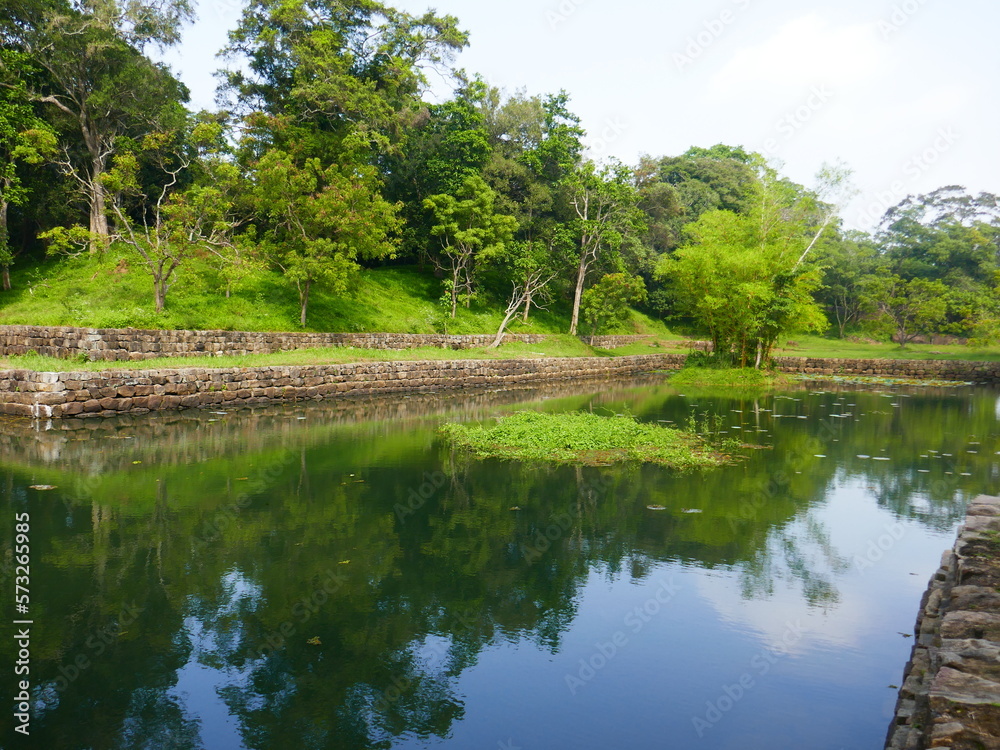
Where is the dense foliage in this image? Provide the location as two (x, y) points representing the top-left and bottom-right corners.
(2, 0), (999, 362)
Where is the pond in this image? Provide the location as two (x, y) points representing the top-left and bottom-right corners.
(2, 374), (995, 750)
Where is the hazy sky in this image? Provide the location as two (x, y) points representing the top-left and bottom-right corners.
(160, 0), (999, 230)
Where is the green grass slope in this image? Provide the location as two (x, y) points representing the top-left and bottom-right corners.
(0, 250), (675, 338)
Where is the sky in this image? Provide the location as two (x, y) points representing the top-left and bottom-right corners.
(160, 0), (1000, 231)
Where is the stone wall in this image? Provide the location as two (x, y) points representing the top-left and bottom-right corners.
(0, 325), (551, 361)
(774, 356), (1000, 383)
(580, 335), (653, 348)
(0, 354), (687, 419)
(886, 495), (1000, 750)
(0, 325), (678, 361)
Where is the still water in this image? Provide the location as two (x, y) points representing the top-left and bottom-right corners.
(2, 375), (996, 749)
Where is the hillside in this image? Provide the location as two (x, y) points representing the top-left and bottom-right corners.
(0, 251), (673, 337)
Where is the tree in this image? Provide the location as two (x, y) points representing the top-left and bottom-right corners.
(813, 231), (881, 337)
(251, 150), (400, 326)
(0, 49), (57, 289)
(222, 0), (467, 166)
(105, 123), (243, 313)
(382, 78), (493, 260)
(8, 0), (193, 247)
(485, 238), (562, 348)
(566, 161), (647, 336)
(865, 275), (949, 346)
(656, 165), (832, 368)
(479, 89), (583, 324)
(580, 273), (646, 343)
(874, 187), (1000, 340)
(424, 174), (517, 318)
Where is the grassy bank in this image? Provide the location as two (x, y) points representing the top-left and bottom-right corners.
(441, 411), (735, 469)
(0, 251), (673, 338)
(0, 336), (682, 373)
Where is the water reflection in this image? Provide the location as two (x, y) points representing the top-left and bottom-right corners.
(0, 376), (990, 749)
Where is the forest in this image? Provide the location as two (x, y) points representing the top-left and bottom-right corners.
(2, 0), (999, 367)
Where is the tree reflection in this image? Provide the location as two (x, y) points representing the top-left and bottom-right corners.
(0, 378), (989, 748)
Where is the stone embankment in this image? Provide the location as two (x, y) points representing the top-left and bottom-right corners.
(886, 495), (1000, 750)
(773, 357), (1000, 382)
(0, 354), (687, 419)
(0, 325), (654, 361)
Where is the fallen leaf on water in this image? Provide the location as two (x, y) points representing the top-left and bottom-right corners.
(307, 637), (321, 646)
(132, 460), (142, 465)
(646, 505), (667, 511)
(509, 506), (520, 511)
(339, 560), (351, 565)
(29, 485), (56, 490)
(681, 509), (703, 514)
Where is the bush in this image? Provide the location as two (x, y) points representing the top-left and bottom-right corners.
(684, 350), (733, 369)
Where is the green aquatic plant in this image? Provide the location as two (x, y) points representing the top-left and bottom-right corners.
(670, 367), (789, 388)
(440, 410), (738, 468)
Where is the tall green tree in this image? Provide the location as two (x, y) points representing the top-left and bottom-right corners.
(566, 161), (647, 336)
(876, 187), (1000, 340)
(424, 174), (517, 319)
(251, 150), (401, 326)
(222, 0), (467, 166)
(656, 166), (831, 367)
(0, 49), (57, 289)
(580, 272), (647, 342)
(813, 230), (881, 337)
(382, 78), (493, 260)
(7, 0), (193, 246)
(865, 275), (949, 345)
(101, 122), (241, 313)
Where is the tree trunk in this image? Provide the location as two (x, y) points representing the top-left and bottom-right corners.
(88, 153), (109, 251)
(0, 199), (9, 290)
(521, 290), (532, 323)
(154, 280), (166, 313)
(450, 268), (459, 318)
(569, 255), (588, 336)
(300, 278), (311, 327)
(490, 290), (525, 348)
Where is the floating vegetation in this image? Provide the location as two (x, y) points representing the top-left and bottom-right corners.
(793, 374), (971, 388)
(441, 411), (738, 469)
(670, 368), (790, 388)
